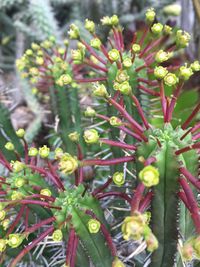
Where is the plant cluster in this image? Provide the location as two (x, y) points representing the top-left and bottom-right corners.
(1, 7), (200, 267)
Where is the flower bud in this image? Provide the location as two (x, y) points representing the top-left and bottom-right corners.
(132, 44), (141, 53)
(5, 142), (15, 151)
(54, 147), (64, 159)
(29, 67), (39, 76)
(164, 73), (179, 86)
(1, 219), (10, 230)
(31, 43), (40, 50)
(123, 57), (132, 68)
(164, 25), (172, 35)
(108, 49), (120, 61)
(8, 234), (24, 248)
(90, 38), (102, 50)
(88, 219), (101, 233)
(39, 145), (50, 158)
(68, 131), (80, 142)
(36, 57), (44, 65)
(11, 161), (25, 172)
(191, 61), (200, 72)
(64, 39), (69, 46)
(11, 191), (24, 200)
(59, 153), (78, 174)
(176, 30), (190, 48)
(85, 19), (95, 33)
(110, 15), (119, 26)
(139, 165), (159, 187)
(101, 16), (111, 26)
(154, 66), (168, 79)
(181, 243), (193, 261)
(145, 8), (156, 23)
(71, 49), (84, 64)
(151, 23), (163, 35)
(56, 74), (72, 86)
(119, 81), (131, 95)
(155, 50), (173, 63)
(40, 188), (52, 197)
(25, 49), (33, 56)
(68, 24), (80, 39)
(84, 107), (96, 117)
(112, 258), (125, 267)
(15, 177), (26, 188)
(84, 129), (99, 144)
(179, 65), (193, 80)
(115, 70), (129, 83)
(16, 128), (25, 138)
(52, 229), (63, 241)
(41, 40), (52, 49)
(145, 232), (159, 252)
(112, 172), (125, 186)
(193, 236), (200, 257)
(109, 116), (122, 126)
(122, 213), (146, 240)
(28, 147), (38, 157)
(0, 210), (6, 221)
(0, 239), (6, 252)
(93, 83), (109, 98)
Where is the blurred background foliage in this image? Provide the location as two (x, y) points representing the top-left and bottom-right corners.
(0, 0), (199, 151)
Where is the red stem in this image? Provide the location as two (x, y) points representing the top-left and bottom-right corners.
(131, 183), (145, 213)
(100, 138), (136, 150)
(182, 102), (200, 130)
(179, 167), (200, 190)
(96, 191), (131, 203)
(82, 155), (135, 166)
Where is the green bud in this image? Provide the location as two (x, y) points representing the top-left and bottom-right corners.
(84, 107), (96, 117)
(40, 188), (52, 197)
(164, 25), (172, 35)
(36, 57), (44, 65)
(176, 30), (190, 48)
(115, 70), (129, 83)
(164, 73), (179, 86)
(155, 50), (173, 63)
(71, 49), (84, 64)
(90, 38), (102, 50)
(25, 49), (33, 56)
(88, 219), (101, 233)
(1, 219), (10, 230)
(28, 147), (38, 157)
(68, 24), (80, 39)
(0, 210), (6, 221)
(54, 147), (64, 159)
(68, 131), (80, 142)
(85, 19), (95, 33)
(112, 172), (125, 186)
(110, 15), (119, 26)
(154, 66), (168, 79)
(109, 116), (122, 126)
(0, 239), (6, 252)
(59, 153), (78, 174)
(8, 234), (24, 248)
(39, 145), (50, 158)
(132, 44), (141, 53)
(64, 39), (69, 46)
(145, 232), (159, 252)
(5, 142), (15, 151)
(151, 23), (163, 35)
(123, 57), (132, 68)
(84, 129), (99, 144)
(11, 191), (24, 200)
(191, 61), (200, 72)
(179, 65), (193, 80)
(112, 258), (125, 267)
(16, 128), (25, 138)
(93, 82), (109, 98)
(139, 165), (159, 187)
(118, 81), (131, 95)
(52, 229), (63, 241)
(56, 74), (72, 86)
(101, 16), (111, 26)
(145, 8), (156, 23)
(11, 161), (25, 172)
(15, 177), (26, 188)
(108, 49), (120, 61)
(31, 43), (40, 50)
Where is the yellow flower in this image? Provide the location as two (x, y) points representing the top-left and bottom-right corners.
(84, 129), (99, 144)
(59, 153), (78, 174)
(88, 219), (101, 233)
(52, 229), (63, 241)
(139, 165), (159, 187)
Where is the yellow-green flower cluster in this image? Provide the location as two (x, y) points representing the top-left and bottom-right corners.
(113, 70), (131, 95)
(58, 153), (78, 174)
(122, 212), (158, 252)
(101, 15), (119, 26)
(139, 165), (159, 187)
(0, 234), (25, 252)
(84, 129), (99, 144)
